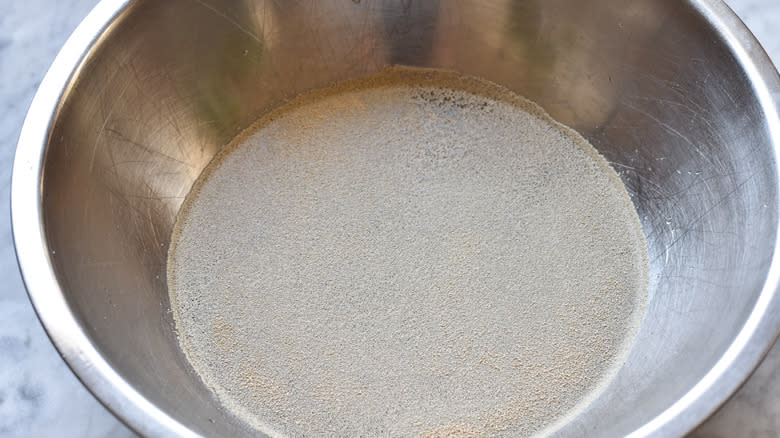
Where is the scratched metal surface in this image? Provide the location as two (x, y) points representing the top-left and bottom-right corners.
(9, 0), (780, 437)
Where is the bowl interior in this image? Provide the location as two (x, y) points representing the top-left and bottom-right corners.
(38, 0), (778, 436)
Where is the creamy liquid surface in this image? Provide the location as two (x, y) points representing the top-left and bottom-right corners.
(168, 68), (648, 437)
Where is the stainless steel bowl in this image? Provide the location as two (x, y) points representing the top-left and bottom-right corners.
(11, 0), (780, 437)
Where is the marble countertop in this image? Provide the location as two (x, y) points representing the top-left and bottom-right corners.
(0, 1), (778, 437)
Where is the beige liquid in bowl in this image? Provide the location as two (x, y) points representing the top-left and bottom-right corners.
(167, 68), (648, 437)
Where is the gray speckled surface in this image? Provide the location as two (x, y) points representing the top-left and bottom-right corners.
(0, 1), (777, 437)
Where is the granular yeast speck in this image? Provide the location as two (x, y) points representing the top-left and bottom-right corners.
(167, 67), (648, 438)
